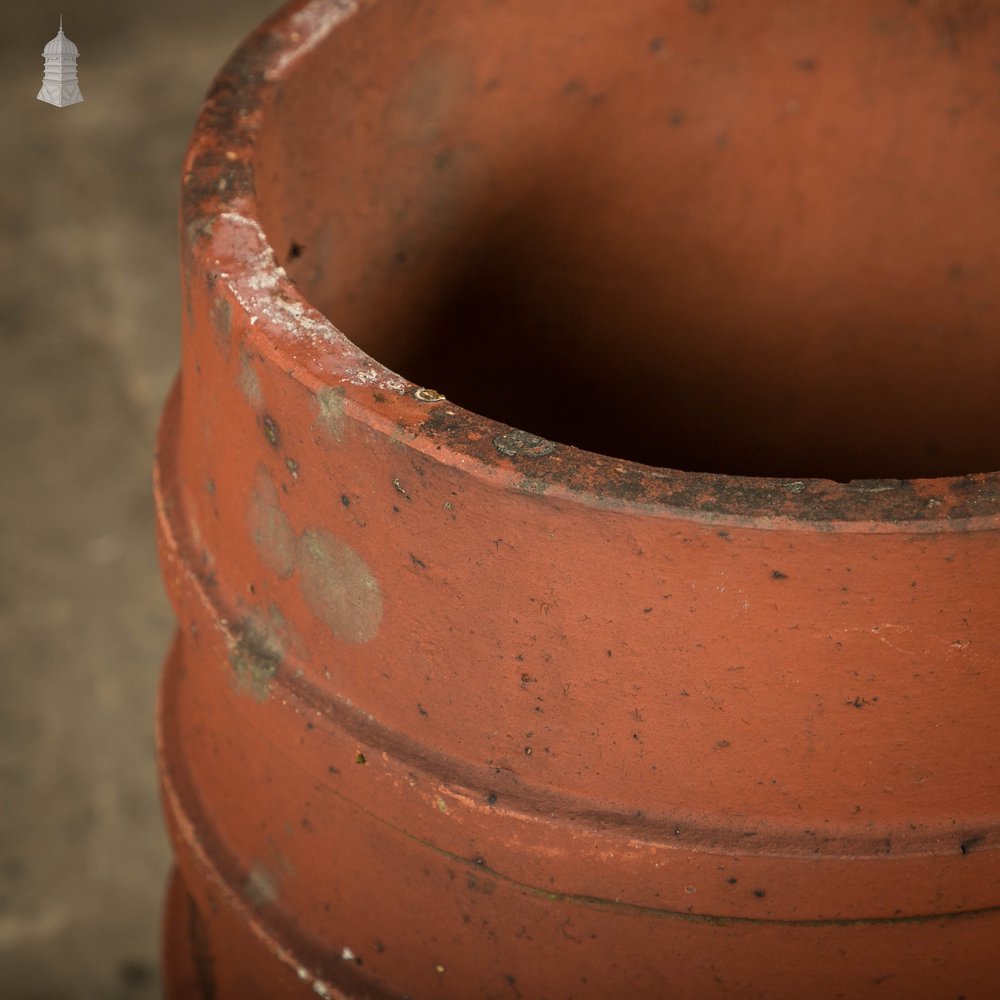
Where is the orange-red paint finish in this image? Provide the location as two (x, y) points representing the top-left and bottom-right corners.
(158, 1), (1000, 996)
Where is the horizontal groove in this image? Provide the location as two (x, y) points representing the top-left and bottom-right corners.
(162, 668), (1000, 931)
(154, 380), (1000, 868)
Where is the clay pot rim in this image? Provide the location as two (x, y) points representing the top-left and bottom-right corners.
(181, 0), (1000, 532)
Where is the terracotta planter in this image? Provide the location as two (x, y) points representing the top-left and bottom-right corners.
(156, 1), (1000, 996)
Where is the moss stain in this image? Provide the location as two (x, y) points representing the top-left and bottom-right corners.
(243, 861), (279, 908)
(246, 465), (296, 578)
(315, 386), (346, 443)
(228, 620), (282, 702)
(262, 414), (280, 447)
(238, 352), (262, 409)
(296, 528), (382, 643)
(211, 297), (231, 358)
(245, 469), (381, 644)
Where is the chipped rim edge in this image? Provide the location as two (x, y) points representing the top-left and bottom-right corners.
(181, 0), (1000, 533)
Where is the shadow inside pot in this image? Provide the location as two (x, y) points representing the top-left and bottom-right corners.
(266, 0), (1000, 482)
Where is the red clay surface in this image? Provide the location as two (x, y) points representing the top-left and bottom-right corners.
(158, 1), (1000, 996)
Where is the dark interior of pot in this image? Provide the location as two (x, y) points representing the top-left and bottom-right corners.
(254, 0), (1000, 481)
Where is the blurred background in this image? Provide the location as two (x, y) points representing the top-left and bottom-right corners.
(0, 2), (276, 996)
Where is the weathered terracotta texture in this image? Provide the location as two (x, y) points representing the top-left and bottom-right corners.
(157, 1), (1000, 996)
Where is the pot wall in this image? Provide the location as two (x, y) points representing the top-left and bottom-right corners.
(157, 1), (1000, 997)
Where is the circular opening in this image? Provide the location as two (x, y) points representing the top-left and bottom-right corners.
(255, 0), (1000, 482)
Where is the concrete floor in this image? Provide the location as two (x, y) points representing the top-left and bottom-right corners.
(0, 3), (277, 996)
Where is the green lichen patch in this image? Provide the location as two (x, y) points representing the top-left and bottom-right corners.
(228, 620), (282, 702)
(314, 386), (346, 443)
(296, 528), (382, 643)
(246, 464), (295, 578)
